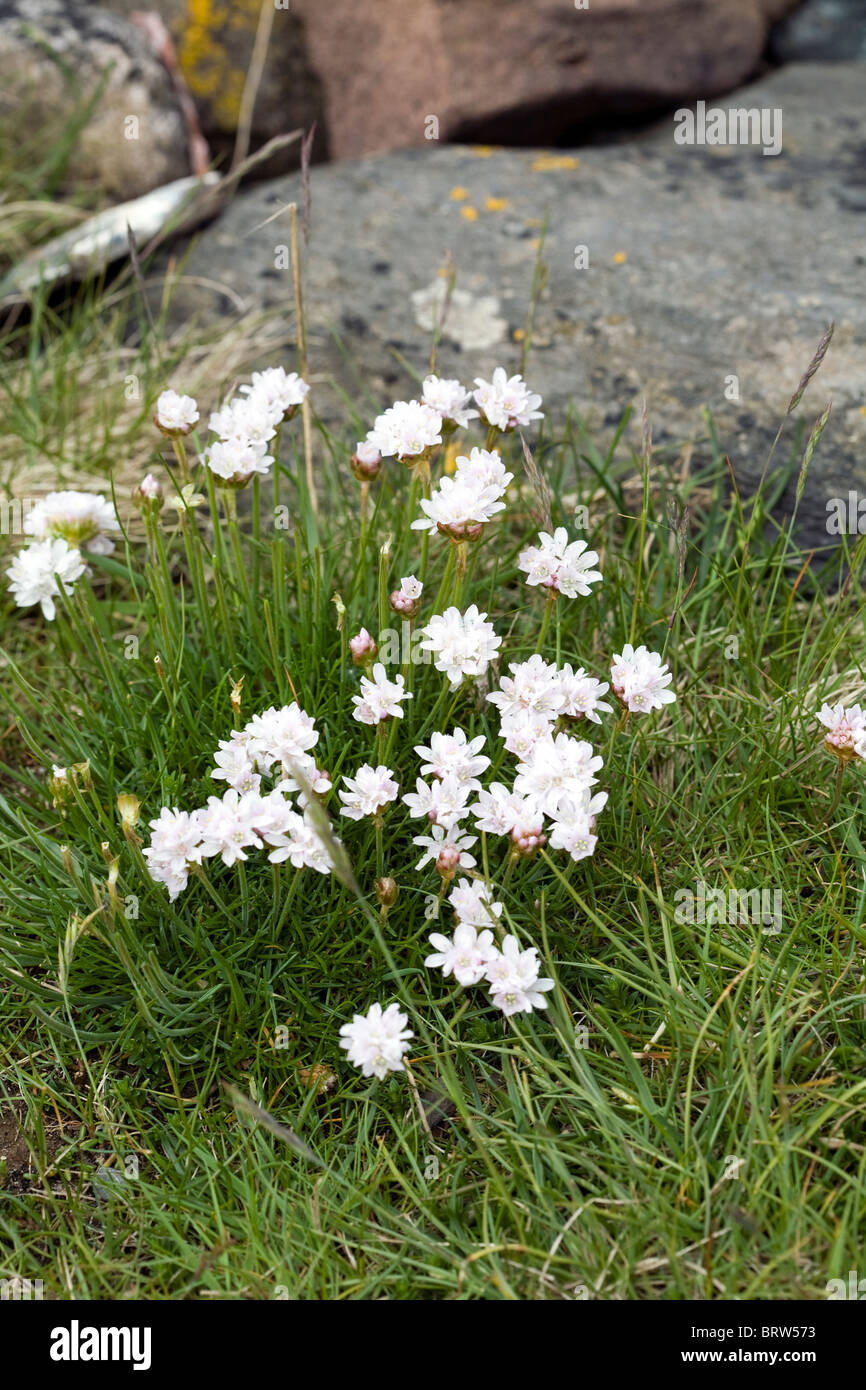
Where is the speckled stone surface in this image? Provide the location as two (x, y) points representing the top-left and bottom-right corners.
(170, 63), (866, 551)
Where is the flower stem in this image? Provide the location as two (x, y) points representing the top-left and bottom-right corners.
(535, 590), (557, 652)
(827, 757), (846, 820)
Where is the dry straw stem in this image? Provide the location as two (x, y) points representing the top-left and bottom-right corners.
(229, 0), (278, 177)
(288, 202), (317, 519)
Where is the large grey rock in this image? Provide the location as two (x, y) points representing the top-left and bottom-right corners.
(97, 0), (798, 167)
(769, 1), (866, 62)
(170, 64), (866, 552)
(0, 0), (190, 200)
(100, 0), (329, 175)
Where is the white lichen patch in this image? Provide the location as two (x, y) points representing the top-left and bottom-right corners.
(411, 280), (507, 351)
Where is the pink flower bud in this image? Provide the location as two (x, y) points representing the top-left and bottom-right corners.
(435, 844), (461, 879)
(349, 628), (378, 665)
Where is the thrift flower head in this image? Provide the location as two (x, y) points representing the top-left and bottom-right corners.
(556, 665), (612, 724)
(514, 732), (603, 819)
(610, 644), (676, 715)
(197, 788), (282, 867)
(351, 439), (382, 480)
(455, 447), (512, 493)
(488, 654), (563, 729)
(412, 823), (477, 873)
(352, 663), (412, 724)
(421, 375), (479, 429)
(548, 789), (608, 862)
(155, 388), (199, 435)
(203, 437), (274, 485)
(349, 627), (378, 665)
(403, 775), (471, 831)
(339, 1002), (412, 1079)
(817, 703), (866, 761)
(412, 450), (511, 540)
(473, 368), (542, 431)
(208, 396), (277, 449)
(6, 538), (86, 620)
(367, 399), (442, 462)
(390, 575), (423, 617)
(339, 764), (400, 820)
(240, 366), (309, 422)
(470, 783), (541, 838)
(518, 527), (602, 599)
(485, 934), (554, 1015)
(24, 491), (119, 555)
(142, 807), (205, 900)
(418, 604), (501, 690)
(244, 702), (319, 771)
(211, 736), (260, 794)
(425, 922), (497, 987)
(414, 728), (490, 789)
(500, 709), (555, 758)
(136, 473), (163, 508)
(448, 877), (503, 929)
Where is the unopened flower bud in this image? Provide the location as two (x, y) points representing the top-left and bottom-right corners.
(435, 845), (461, 880)
(230, 676), (244, 720)
(349, 628), (377, 667)
(350, 442), (382, 481)
(389, 589), (419, 618)
(117, 793), (141, 845)
(134, 474), (163, 511)
(511, 824), (547, 858)
(375, 876), (399, 911)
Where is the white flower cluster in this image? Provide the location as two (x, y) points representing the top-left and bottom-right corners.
(360, 368), (543, 466)
(421, 375), (478, 429)
(393, 652), (613, 870)
(425, 878), (553, 1016)
(5, 490), (120, 620)
(610, 644), (677, 715)
(365, 399), (443, 463)
(338, 764), (399, 820)
(473, 368), (543, 431)
(351, 663), (412, 725)
(143, 701), (338, 899)
(155, 389), (200, 435)
(339, 1002), (413, 1079)
(201, 368), (309, 484)
(417, 604), (501, 691)
(116, 361), (684, 1088)
(518, 527), (602, 599)
(412, 447), (513, 541)
(817, 703), (866, 761)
